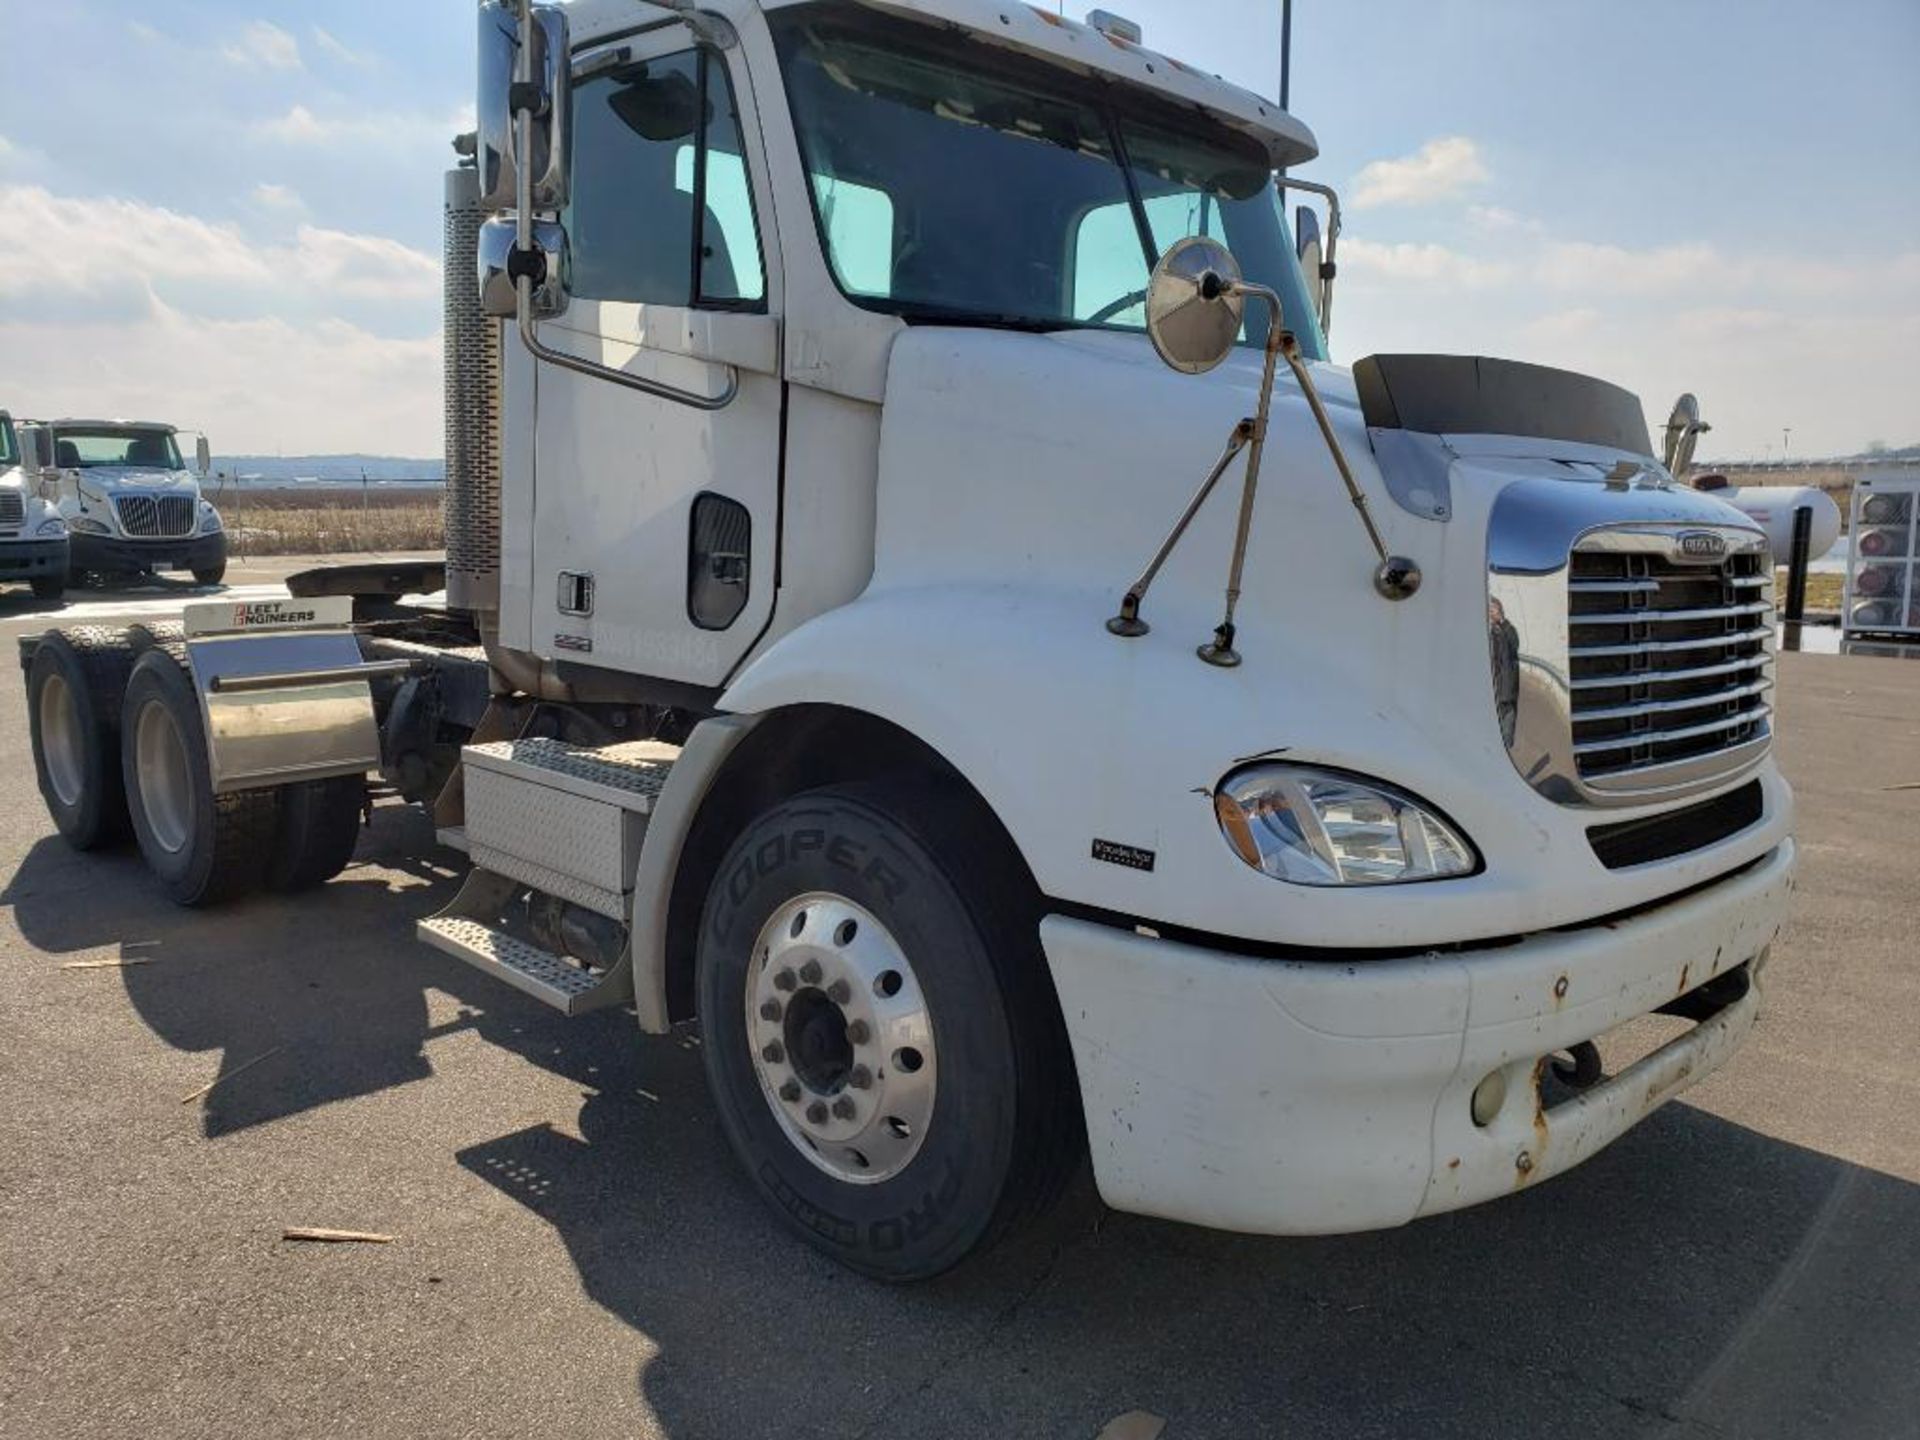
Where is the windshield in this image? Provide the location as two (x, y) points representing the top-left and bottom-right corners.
(50, 427), (183, 470)
(771, 5), (1326, 360)
(0, 417), (16, 469)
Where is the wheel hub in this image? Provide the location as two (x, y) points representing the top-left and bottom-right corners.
(746, 893), (936, 1184)
(38, 671), (84, 809)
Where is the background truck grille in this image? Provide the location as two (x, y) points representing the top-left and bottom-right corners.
(1566, 544), (1773, 784)
(115, 494), (196, 538)
(0, 493), (22, 529)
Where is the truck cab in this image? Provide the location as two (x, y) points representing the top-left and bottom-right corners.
(21, 0), (1794, 1282)
(0, 411), (70, 601)
(28, 419), (226, 587)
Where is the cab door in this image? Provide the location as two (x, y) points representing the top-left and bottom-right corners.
(529, 25), (781, 688)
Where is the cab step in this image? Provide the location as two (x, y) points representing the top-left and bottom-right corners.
(417, 869), (634, 1016)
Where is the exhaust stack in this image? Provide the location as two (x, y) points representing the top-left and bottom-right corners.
(442, 165), (502, 617)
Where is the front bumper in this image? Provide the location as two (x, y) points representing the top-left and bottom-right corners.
(1040, 840), (1795, 1235)
(0, 537), (70, 579)
(71, 530), (225, 574)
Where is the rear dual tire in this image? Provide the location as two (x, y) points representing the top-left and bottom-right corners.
(27, 629), (139, 850)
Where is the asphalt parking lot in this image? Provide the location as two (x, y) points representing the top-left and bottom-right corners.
(2, 565), (1917, 1440)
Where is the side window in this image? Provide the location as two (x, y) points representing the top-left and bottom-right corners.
(566, 48), (765, 308)
(1071, 199), (1149, 327)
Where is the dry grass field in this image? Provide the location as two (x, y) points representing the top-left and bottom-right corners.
(216, 487), (444, 557)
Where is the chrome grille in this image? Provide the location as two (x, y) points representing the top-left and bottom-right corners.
(1565, 540), (1773, 786)
(0, 493), (22, 529)
(115, 494), (196, 538)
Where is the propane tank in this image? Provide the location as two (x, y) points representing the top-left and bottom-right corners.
(1692, 482), (1841, 559)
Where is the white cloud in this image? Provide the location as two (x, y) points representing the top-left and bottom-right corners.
(222, 20), (302, 72)
(1342, 238), (1508, 289)
(1351, 137), (1489, 209)
(250, 182), (305, 212)
(254, 103), (465, 152)
(311, 25), (375, 68)
(0, 302), (440, 455)
(0, 184), (441, 451)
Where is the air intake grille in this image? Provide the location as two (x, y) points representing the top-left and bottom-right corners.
(1566, 544), (1773, 784)
(115, 494), (196, 538)
(0, 493), (22, 529)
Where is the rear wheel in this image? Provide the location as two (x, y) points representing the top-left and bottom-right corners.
(697, 780), (1081, 1281)
(26, 629), (137, 849)
(268, 775), (365, 891)
(120, 648), (279, 906)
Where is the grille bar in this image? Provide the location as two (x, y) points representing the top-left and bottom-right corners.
(1574, 704), (1774, 757)
(1569, 654), (1769, 690)
(1573, 632), (1771, 659)
(1572, 600), (1774, 626)
(114, 494), (196, 538)
(0, 493), (22, 528)
(1573, 680), (1773, 724)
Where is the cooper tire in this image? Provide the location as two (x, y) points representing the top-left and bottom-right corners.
(268, 776), (365, 891)
(697, 780), (1081, 1281)
(120, 648), (279, 906)
(26, 629), (138, 849)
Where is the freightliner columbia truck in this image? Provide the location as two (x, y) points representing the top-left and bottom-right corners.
(18, 0), (1795, 1280)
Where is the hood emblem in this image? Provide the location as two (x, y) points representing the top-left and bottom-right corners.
(1675, 531), (1729, 562)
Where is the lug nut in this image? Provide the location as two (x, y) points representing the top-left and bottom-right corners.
(759, 1000), (783, 1022)
(849, 1065), (873, 1091)
(827, 979), (851, 1004)
(845, 1020), (871, 1046)
(773, 968), (797, 992)
(799, 960), (823, 985)
(806, 1101), (829, 1125)
(779, 1080), (801, 1103)
(832, 1097), (857, 1120)
(762, 1041), (785, 1064)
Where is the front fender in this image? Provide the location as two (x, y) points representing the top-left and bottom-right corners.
(719, 583), (1788, 949)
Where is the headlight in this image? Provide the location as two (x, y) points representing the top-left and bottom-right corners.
(1213, 763), (1479, 886)
(69, 516), (110, 535)
(36, 517), (68, 537)
(200, 503), (223, 534)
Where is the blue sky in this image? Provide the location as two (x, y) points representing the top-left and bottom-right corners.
(2, 0), (1915, 457)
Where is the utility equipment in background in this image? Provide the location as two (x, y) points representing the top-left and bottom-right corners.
(1842, 472), (1920, 640)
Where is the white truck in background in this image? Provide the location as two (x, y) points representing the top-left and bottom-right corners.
(19, 418), (227, 588)
(0, 410), (70, 600)
(19, 0), (1795, 1281)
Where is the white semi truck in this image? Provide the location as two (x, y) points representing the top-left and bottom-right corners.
(20, 418), (226, 587)
(0, 410), (71, 599)
(19, 0), (1795, 1280)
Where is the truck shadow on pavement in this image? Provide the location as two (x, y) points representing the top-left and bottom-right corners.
(6, 807), (1917, 1439)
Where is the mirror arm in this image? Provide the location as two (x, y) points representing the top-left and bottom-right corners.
(509, 0), (737, 412)
(1107, 418), (1255, 637)
(1278, 175), (1341, 339)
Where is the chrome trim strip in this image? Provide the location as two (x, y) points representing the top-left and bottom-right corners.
(1568, 654), (1769, 689)
(1573, 703), (1773, 754)
(1571, 600), (1774, 626)
(1572, 679), (1772, 723)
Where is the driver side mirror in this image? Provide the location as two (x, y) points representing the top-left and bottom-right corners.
(1294, 206), (1325, 330)
(478, 215), (570, 319)
(194, 435), (211, 477)
(25, 425), (54, 476)
(476, 1), (571, 212)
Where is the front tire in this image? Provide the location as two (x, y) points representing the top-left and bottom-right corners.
(697, 780), (1081, 1281)
(191, 560), (227, 587)
(31, 574), (65, 602)
(121, 648), (279, 906)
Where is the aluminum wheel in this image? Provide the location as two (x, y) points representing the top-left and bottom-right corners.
(745, 892), (937, 1184)
(37, 671), (85, 809)
(133, 698), (193, 855)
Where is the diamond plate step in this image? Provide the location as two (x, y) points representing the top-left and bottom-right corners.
(417, 869), (634, 1017)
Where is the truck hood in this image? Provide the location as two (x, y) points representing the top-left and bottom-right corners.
(71, 466), (199, 490)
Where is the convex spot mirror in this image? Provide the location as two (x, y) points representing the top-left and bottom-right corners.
(1294, 206), (1326, 329)
(1146, 236), (1246, 376)
(478, 215), (570, 319)
(476, 1), (571, 212)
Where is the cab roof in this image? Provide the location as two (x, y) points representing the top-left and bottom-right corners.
(41, 419), (179, 433)
(560, 0), (1319, 168)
